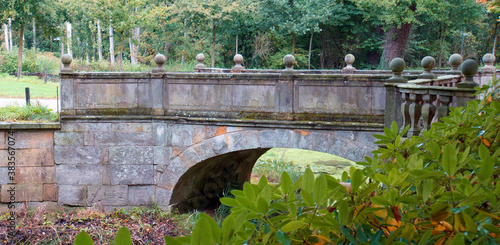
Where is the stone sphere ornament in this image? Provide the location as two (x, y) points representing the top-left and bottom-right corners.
(481, 53), (496, 73)
(448, 53), (462, 71)
(194, 53), (207, 71)
(459, 59), (479, 88)
(387, 58), (407, 83)
(232, 54), (245, 72)
(283, 54), (295, 70)
(419, 56), (437, 79)
(343, 54), (356, 71)
(152, 53), (166, 72)
(61, 54), (73, 73)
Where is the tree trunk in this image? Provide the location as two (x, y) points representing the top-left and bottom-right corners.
(97, 19), (103, 61)
(109, 24), (115, 66)
(380, 23), (412, 70)
(212, 21), (216, 68)
(65, 21), (72, 56)
(292, 33), (296, 55)
(32, 18), (36, 53)
(438, 21), (445, 69)
(181, 19), (187, 65)
(120, 35), (123, 72)
(493, 20), (498, 55)
(3, 24), (8, 51)
(235, 33), (239, 54)
(308, 30), (313, 70)
(17, 24), (25, 79)
(8, 18), (12, 51)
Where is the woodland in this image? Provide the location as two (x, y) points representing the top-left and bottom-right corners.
(0, 0), (499, 75)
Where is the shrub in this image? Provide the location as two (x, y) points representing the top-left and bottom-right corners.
(163, 77), (500, 244)
(0, 103), (59, 122)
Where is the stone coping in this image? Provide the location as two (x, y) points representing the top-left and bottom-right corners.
(0, 122), (61, 130)
(60, 116), (384, 131)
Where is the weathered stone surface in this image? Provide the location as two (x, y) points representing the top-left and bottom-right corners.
(83, 132), (95, 145)
(54, 132), (84, 146)
(112, 123), (152, 132)
(154, 146), (172, 165)
(54, 146), (102, 164)
(179, 147), (202, 168)
(226, 131), (260, 152)
(61, 122), (112, 132)
(0, 168), (8, 185)
(108, 165), (154, 185)
(58, 185), (87, 206)
(192, 140), (216, 161)
(335, 131), (355, 141)
(43, 184), (58, 201)
(3, 131), (53, 149)
(128, 185), (154, 205)
(0, 148), (53, 167)
(275, 129), (294, 148)
(205, 126), (226, 139)
(155, 187), (172, 206)
(293, 130), (312, 150)
(259, 130), (276, 148)
(169, 124), (205, 147)
(87, 185), (128, 206)
(156, 158), (188, 189)
(94, 132), (153, 146)
(310, 132), (330, 153)
(109, 146), (153, 164)
(153, 123), (168, 146)
(1, 184), (43, 202)
(14, 166), (55, 184)
(56, 165), (103, 185)
(210, 135), (228, 155)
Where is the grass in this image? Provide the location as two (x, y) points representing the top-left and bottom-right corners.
(0, 103), (59, 122)
(252, 148), (359, 183)
(0, 73), (60, 99)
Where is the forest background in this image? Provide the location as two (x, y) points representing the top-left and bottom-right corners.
(1, 0), (500, 75)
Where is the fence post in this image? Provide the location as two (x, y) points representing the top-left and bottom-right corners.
(384, 58), (407, 129)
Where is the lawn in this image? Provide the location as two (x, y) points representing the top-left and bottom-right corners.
(0, 73), (60, 99)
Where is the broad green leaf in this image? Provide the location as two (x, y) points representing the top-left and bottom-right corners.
(422, 180), (433, 203)
(374, 173), (389, 185)
(221, 213), (236, 244)
(74, 231), (94, 245)
(280, 220), (307, 232)
(442, 144), (458, 176)
(243, 182), (256, 201)
(113, 226), (132, 245)
(483, 224), (500, 234)
(338, 201), (349, 225)
(371, 196), (392, 206)
(258, 176), (268, 189)
(350, 169), (363, 193)
(220, 197), (238, 207)
(276, 230), (291, 245)
(281, 171), (292, 195)
(417, 230), (432, 245)
(301, 189), (314, 206)
(164, 236), (184, 245)
(313, 174), (327, 204)
(450, 233), (464, 245)
(478, 145), (494, 184)
(191, 214), (217, 245)
(303, 168), (314, 193)
(257, 197), (269, 214)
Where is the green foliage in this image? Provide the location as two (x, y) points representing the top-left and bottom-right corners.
(0, 48), (60, 74)
(0, 103), (59, 122)
(166, 78), (500, 244)
(73, 226), (131, 245)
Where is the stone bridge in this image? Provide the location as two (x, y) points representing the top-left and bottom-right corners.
(0, 53), (493, 211)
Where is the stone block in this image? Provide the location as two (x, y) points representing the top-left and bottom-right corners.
(259, 130), (276, 148)
(155, 158), (188, 189)
(128, 185), (154, 205)
(226, 127), (242, 133)
(43, 184), (58, 201)
(210, 135), (228, 155)
(227, 131), (260, 152)
(205, 126), (226, 139)
(54, 146), (102, 164)
(155, 187), (172, 206)
(87, 185), (128, 206)
(293, 130), (312, 150)
(94, 132), (153, 146)
(335, 131), (355, 140)
(179, 147), (202, 168)
(354, 131), (377, 146)
(0, 168), (8, 185)
(112, 123), (152, 133)
(1, 184), (43, 203)
(169, 124), (206, 147)
(109, 146), (153, 164)
(275, 129), (294, 148)
(108, 165), (154, 185)
(56, 165), (103, 185)
(192, 141), (216, 161)
(58, 185), (87, 206)
(13, 166), (55, 184)
(154, 146), (172, 165)
(61, 122), (112, 133)
(327, 137), (349, 159)
(83, 132), (95, 145)
(0, 131), (5, 149)
(54, 132), (84, 146)
(153, 123), (168, 146)
(4, 131), (53, 149)
(310, 132), (331, 153)
(0, 148), (54, 167)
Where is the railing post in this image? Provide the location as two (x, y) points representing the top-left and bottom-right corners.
(384, 58), (407, 129)
(60, 54), (74, 116)
(448, 53), (462, 75)
(231, 54), (245, 72)
(151, 54), (166, 115)
(152, 53), (166, 73)
(421, 93), (437, 133)
(342, 54), (356, 73)
(457, 59), (478, 106)
(419, 56), (437, 79)
(407, 92), (423, 137)
(277, 54), (295, 120)
(194, 53), (206, 72)
(436, 93), (453, 121)
(480, 53), (495, 87)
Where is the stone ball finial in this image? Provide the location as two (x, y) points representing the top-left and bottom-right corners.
(449, 53), (462, 71)
(194, 53), (207, 71)
(232, 54), (245, 72)
(283, 54), (295, 70)
(343, 54), (356, 71)
(387, 58), (407, 83)
(61, 54), (73, 73)
(419, 56), (437, 79)
(481, 53), (496, 73)
(458, 59), (479, 88)
(152, 53), (166, 72)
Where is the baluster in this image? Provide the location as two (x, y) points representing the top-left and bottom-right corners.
(420, 93), (437, 134)
(407, 93), (423, 137)
(400, 92), (411, 136)
(436, 95), (452, 121)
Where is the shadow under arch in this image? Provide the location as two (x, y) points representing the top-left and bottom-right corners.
(170, 148), (270, 212)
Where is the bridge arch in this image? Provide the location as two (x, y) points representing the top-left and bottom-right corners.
(158, 126), (378, 211)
